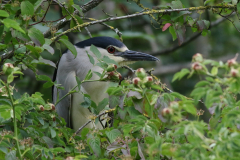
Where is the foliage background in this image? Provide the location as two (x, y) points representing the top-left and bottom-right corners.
(10, 0), (240, 103)
(1, 0), (240, 159)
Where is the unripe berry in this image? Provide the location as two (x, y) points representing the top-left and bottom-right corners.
(108, 71), (114, 77)
(169, 101), (179, 110)
(143, 76), (153, 87)
(230, 68), (239, 77)
(161, 108), (173, 117)
(192, 53), (203, 62)
(133, 77), (141, 85)
(192, 62), (203, 71)
(227, 59), (237, 67)
(48, 103), (55, 111)
(135, 68), (146, 79)
(107, 64), (117, 72)
(107, 72), (122, 81)
(3, 63), (14, 75)
(37, 105), (44, 111)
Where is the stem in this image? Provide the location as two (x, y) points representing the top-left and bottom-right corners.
(55, 79), (104, 106)
(55, 85), (78, 106)
(144, 93), (153, 118)
(22, 148), (30, 157)
(6, 83), (22, 160)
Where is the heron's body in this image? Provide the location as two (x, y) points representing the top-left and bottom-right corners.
(53, 37), (159, 131)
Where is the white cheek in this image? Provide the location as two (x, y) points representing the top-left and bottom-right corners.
(96, 48), (125, 64)
(108, 54), (125, 63)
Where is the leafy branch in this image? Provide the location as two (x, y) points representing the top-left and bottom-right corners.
(50, 4), (236, 41)
(43, 0), (105, 38)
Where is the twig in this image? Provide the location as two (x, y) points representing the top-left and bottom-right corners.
(82, 17), (122, 40)
(43, 0), (105, 38)
(85, 27), (92, 38)
(74, 108), (116, 135)
(132, 0), (160, 24)
(102, 9), (115, 17)
(29, 0), (52, 26)
(54, 0), (81, 32)
(150, 16), (228, 56)
(121, 65), (135, 73)
(218, 11), (240, 33)
(50, 4), (236, 41)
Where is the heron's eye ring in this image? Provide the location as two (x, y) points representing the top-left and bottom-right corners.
(107, 47), (115, 53)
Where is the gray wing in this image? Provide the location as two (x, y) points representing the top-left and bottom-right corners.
(52, 53), (76, 128)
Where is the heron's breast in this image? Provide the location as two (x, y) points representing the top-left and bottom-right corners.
(82, 81), (109, 103)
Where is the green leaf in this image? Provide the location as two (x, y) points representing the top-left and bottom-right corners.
(211, 66), (218, 76)
(195, 81), (210, 87)
(90, 45), (101, 59)
(21, 1), (34, 16)
(0, 99), (12, 106)
(0, 10), (9, 17)
(181, 101), (197, 115)
(87, 53), (95, 65)
(2, 19), (25, 34)
(43, 44), (54, 55)
(84, 70), (92, 81)
(237, 2), (240, 13)
(204, 0), (214, 5)
(172, 68), (190, 82)
(59, 39), (77, 57)
(171, 0), (182, 9)
(81, 128), (89, 139)
(102, 56), (117, 65)
(75, 76), (82, 91)
(97, 98), (109, 112)
(7, 74), (14, 83)
(38, 57), (56, 68)
(0, 43), (7, 51)
(51, 147), (65, 153)
(169, 26), (177, 41)
(70, 16), (83, 32)
(50, 128), (56, 138)
(0, 110), (12, 120)
(72, 4), (84, 16)
(34, 0), (44, 11)
(81, 96), (91, 108)
(203, 20), (210, 29)
(93, 71), (101, 77)
(28, 27), (45, 46)
(89, 137), (101, 157)
(36, 75), (52, 82)
(43, 81), (54, 88)
(5, 150), (16, 160)
(106, 129), (121, 143)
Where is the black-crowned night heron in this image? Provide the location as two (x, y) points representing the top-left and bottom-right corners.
(53, 36), (159, 131)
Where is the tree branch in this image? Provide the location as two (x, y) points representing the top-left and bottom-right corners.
(152, 54), (236, 75)
(50, 4), (235, 41)
(43, 0), (104, 38)
(150, 16), (228, 56)
(74, 108), (115, 135)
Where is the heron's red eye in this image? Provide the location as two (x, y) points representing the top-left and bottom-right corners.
(107, 47), (115, 53)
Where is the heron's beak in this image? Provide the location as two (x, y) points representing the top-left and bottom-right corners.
(115, 50), (160, 61)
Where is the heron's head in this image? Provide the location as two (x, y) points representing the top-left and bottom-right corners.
(75, 36), (159, 66)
